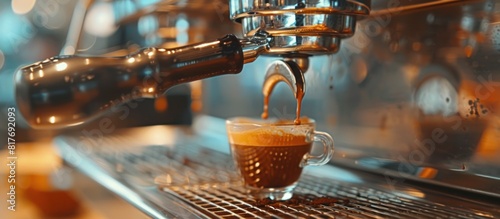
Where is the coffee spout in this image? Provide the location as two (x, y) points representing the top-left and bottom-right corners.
(261, 59), (306, 124)
(15, 34), (269, 129)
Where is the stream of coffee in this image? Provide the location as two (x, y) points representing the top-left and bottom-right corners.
(261, 83), (304, 125)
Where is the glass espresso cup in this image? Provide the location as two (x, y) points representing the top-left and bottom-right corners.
(226, 117), (334, 201)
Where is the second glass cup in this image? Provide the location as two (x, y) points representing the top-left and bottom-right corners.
(226, 117), (334, 201)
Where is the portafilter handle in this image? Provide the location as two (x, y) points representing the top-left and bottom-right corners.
(15, 34), (268, 129)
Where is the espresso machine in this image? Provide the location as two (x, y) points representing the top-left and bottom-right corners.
(9, 0), (500, 218)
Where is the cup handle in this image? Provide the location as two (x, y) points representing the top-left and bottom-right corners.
(300, 131), (334, 167)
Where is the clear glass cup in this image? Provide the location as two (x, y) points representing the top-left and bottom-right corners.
(226, 117), (334, 200)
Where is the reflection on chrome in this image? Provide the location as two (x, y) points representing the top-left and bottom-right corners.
(15, 35), (262, 129)
(230, 0), (370, 55)
(55, 62), (68, 71)
(415, 76), (458, 117)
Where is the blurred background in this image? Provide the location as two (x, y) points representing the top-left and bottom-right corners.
(0, 0), (201, 218)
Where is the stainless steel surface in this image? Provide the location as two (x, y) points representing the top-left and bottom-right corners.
(53, 117), (500, 218)
(202, 0), (500, 199)
(240, 30), (271, 64)
(230, 0), (371, 55)
(165, 175), (496, 219)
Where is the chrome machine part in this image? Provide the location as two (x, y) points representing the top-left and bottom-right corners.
(202, 0), (500, 198)
(230, 0), (371, 56)
(14, 0), (373, 129)
(261, 59), (306, 121)
(15, 34), (271, 129)
(262, 60), (306, 100)
(240, 29), (272, 63)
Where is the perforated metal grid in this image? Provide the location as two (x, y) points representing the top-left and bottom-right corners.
(88, 144), (497, 219)
(163, 175), (497, 219)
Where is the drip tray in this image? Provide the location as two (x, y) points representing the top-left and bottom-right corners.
(54, 126), (500, 219)
(163, 176), (494, 219)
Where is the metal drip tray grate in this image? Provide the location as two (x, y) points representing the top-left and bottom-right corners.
(163, 175), (493, 219)
(82, 142), (497, 219)
(54, 123), (499, 219)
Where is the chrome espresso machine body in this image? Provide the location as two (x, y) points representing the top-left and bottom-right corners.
(205, 0), (500, 195)
(11, 0), (500, 218)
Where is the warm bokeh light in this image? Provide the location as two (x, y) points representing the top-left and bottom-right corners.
(55, 62), (68, 71)
(11, 0), (36, 15)
(417, 167), (438, 179)
(415, 76), (458, 116)
(84, 2), (117, 37)
(154, 96), (168, 112)
(190, 81), (203, 112)
(464, 45), (474, 58)
(49, 116), (56, 124)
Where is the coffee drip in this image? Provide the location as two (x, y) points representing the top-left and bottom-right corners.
(261, 60), (306, 125)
